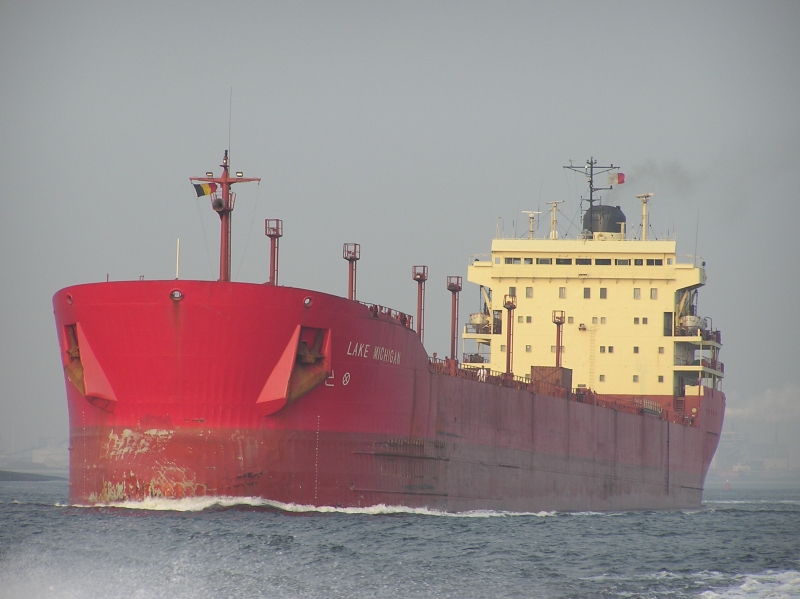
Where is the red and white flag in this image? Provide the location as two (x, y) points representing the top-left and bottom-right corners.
(608, 173), (625, 185)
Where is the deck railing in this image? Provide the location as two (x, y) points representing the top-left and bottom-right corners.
(428, 358), (696, 426)
(358, 302), (414, 330)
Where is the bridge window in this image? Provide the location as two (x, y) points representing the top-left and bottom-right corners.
(576, 258), (591, 265)
(595, 258), (612, 265)
(634, 259), (643, 266)
(615, 259), (630, 265)
(646, 259), (663, 266)
(536, 258), (552, 265)
(524, 258), (533, 264)
(556, 258), (572, 265)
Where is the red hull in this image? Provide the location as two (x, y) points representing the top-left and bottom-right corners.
(53, 281), (724, 510)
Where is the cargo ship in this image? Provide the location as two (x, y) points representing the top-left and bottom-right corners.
(53, 154), (724, 510)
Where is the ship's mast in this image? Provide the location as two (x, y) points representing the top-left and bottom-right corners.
(563, 157), (620, 234)
(190, 151), (261, 282)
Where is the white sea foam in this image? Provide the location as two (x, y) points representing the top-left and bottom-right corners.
(77, 495), (558, 517)
(698, 570), (800, 599)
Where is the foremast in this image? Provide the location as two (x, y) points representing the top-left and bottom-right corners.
(190, 151), (261, 282)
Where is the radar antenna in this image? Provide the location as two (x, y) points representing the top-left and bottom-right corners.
(521, 211), (541, 239)
(563, 157), (622, 234)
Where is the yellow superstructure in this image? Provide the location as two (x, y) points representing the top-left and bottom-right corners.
(463, 230), (723, 398)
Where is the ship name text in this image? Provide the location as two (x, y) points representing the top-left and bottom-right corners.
(346, 341), (401, 365)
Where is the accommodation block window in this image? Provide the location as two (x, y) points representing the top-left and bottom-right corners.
(599, 375), (606, 382)
(658, 346), (665, 354)
(600, 346), (606, 353)
(608, 346), (614, 353)
(559, 287), (567, 299)
(526, 316), (532, 323)
(600, 317), (606, 324)
(634, 288), (641, 299)
(525, 287), (533, 298)
(650, 288), (658, 300)
(584, 288), (591, 299)
(633, 346), (639, 354)
(658, 375), (664, 382)
(643, 317), (648, 324)
(634, 317), (640, 324)
(567, 316), (574, 324)
(633, 375), (639, 382)
(600, 288), (607, 299)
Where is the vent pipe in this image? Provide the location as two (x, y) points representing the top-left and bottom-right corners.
(412, 266), (428, 344)
(552, 310), (565, 368)
(343, 243), (360, 300)
(447, 276), (462, 361)
(503, 294), (517, 374)
(265, 219), (283, 285)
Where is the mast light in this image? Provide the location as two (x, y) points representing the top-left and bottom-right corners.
(236, 172), (244, 178)
(206, 172), (214, 177)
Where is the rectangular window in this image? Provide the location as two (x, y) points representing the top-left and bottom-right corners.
(509, 286), (516, 296)
(526, 316), (532, 323)
(646, 258), (663, 266)
(551, 346), (556, 353)
(634, 259), (643, 266)
(517, 316), (523, 323)
(658, 375), (664, 383)
(536, 258), (552, 265)
(525, 374), (531, 381)
(633, 375), (639, 382)
(600, 346), (606, 353)
(634, 317), (640, 324)
(600, 317), (606, 324)
(513, 258), (521, 265)
(500, 345), (506, 352)
(556, 258), (572, 265)
(567, 316), (574, 324)
(650, 288), (658, 300)
(663, 312), (673, 336)
(642, 317), (648, 324)
(667, 258), (673, 265)
(504, 257), (512, 264)
(633, 346), (639, 354)
(559, 287), (567, 299)
(525, 287), (533, 298)
(599, 375), (605, 382)
(524, 257), (533, 264)
(659, 346), (665, 354)
(576, 258), (591, 265)
(595, 258), (612, 265)
(584, 288), (591, 299)
(615, 259), (630, 265)
(592, 317), (598, 324)
(634, 288), (641, 300)
(525, 345), (532, 352)
(495, 257), (501, 264)
(608, 346), (614, 353)
(600, 288), (607, 299)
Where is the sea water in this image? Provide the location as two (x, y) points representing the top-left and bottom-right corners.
(1, 480), (798, 599)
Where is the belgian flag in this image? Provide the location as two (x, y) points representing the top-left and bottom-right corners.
(193, 182), (218, 197)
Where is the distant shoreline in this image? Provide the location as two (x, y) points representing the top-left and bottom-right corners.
(0, 470), (67, 481)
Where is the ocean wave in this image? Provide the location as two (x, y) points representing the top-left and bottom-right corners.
(698, 570), (800, 598)
(73, 495), (558, 517)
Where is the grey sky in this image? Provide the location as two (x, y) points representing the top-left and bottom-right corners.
(1, 1), (798, 460)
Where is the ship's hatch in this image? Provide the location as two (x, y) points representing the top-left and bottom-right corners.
(257, 325), (331, 415)
(62, 323), (118, 413)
